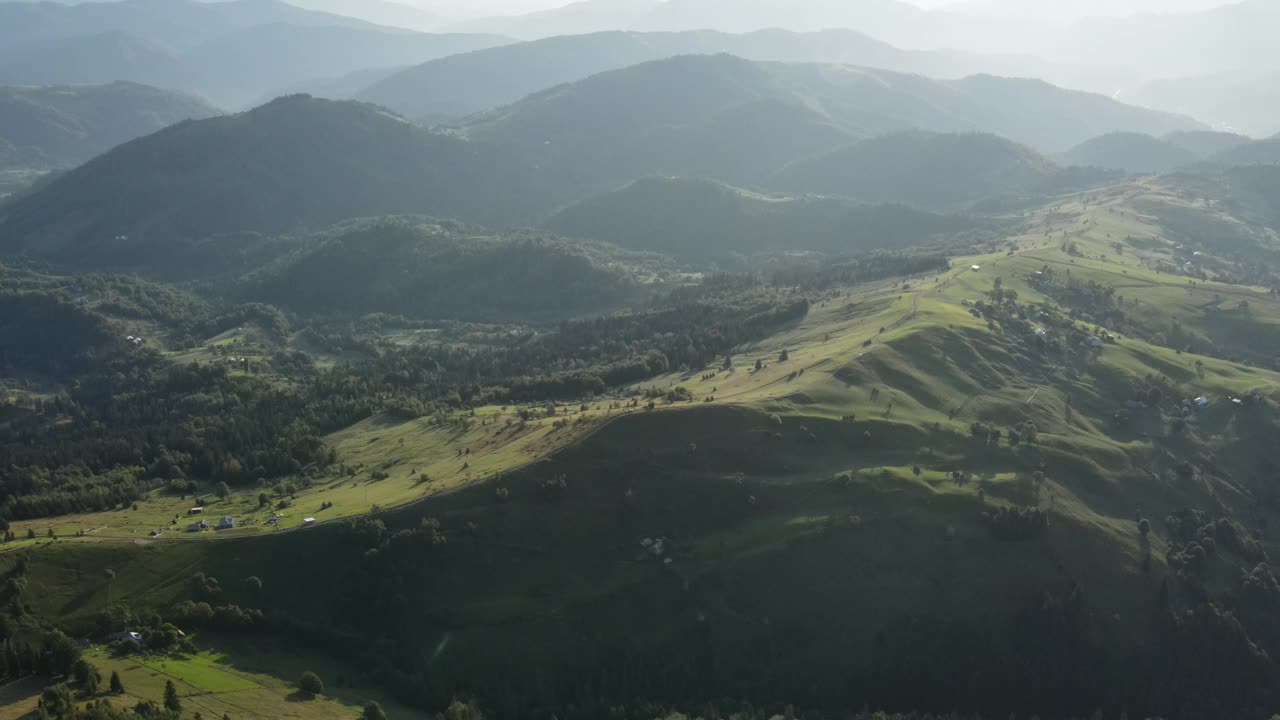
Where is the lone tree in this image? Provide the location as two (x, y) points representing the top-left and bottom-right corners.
(778, 349), (790, 362)
(1138, 518), (1151, 537)
(163, 680), (181, 713)
(363, 702), (388, 720)
(299, 671), (324, 697)
(215, 481), (231, 500)
(258, 493), (270, 508)
(109, 670), (124, 694)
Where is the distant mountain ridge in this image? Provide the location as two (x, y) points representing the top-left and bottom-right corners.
(1122, 72), (1280, 139)
(0, 0), (383, 53)
(545, 176), (977, 258)
(179, 22), (509, 106)
(0, 0), (511, 108)
(1060, 0), (1280, 78)
(1163, 130), (1253, 158)
(0, 81), (219, 171)
(282, 0), (448, 31)
(1057, 132), (1203, 174)
(462, 55), (1203, 176)
(441, 0), (1278, 79)
(443, 0), (922, 39)
(1212, 135), (1280, 167)
(0, 57), (1202, 269)
(357, 28), (1121, 122)
(770, 131), (1117, 210)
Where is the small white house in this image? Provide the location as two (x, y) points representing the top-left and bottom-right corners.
(971, 265), (982, 272)
(303, 517), (316, 525)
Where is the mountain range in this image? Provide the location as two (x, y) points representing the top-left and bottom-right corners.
(1053, 129), (1280, 173)
(1059, 0), (1280, 79)
(462, 55), (1202, 170)
(1056, 132), (1205, 175)
(770, 131), (1113, 210)
(0, 54), (1213, 268)
(1122, 72), (1280, 138)
(0, 81), (218, 172)
(356, 28), (1127, 123)
(545, 176), (977, 258)
(0, 0), (510, 107)
(434, 0), (1278, 81)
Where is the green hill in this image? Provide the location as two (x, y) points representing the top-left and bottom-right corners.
(771, 131), (1109, 210)
(546, 176), (977, 258)
(0, 95), (554, 270)
(244, 218), (664, 321)
(0, 80), (219, 186)
(1057, 132), (1202, 174)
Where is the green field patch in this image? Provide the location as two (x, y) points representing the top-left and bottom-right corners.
(132, 652), (263, 694)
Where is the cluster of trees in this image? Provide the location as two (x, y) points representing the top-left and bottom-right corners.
(981, 506), (1049, 541)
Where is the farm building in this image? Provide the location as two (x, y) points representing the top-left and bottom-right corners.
(109, 631), (143, 645)
(218, 516), (236, 530)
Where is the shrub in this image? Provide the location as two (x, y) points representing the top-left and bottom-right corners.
(982, 506), (1049, 541)
(299, 671), (324, 696)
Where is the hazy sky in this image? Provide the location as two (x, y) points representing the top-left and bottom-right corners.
(434, 0), (1234, 18)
